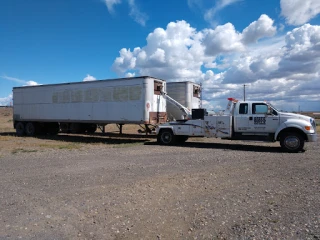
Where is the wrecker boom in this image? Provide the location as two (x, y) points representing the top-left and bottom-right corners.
(160, 90), (192, 119)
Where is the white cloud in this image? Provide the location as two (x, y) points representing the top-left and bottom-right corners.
(204, 0), (242, 26)
(25, 81), (39, 86)
(281, 0), (320, 26)
(203, 23), (244, 56)
(104, 0), (121, 14)
(111, 18), (320, 111)
(187, 0), (202, 9)
(125, 72), (135, 77)
(1, 75), (26, 84)
(112, 20), (208, 80)
(242, 14), (277, 44)
(83, 74), (97, 82)
(271, 24), (320, 78)
(128, 0), (148, 26)
(103, 0), (147, 26)
(0, 94), (13, 106)
(1, 75), (39, 86)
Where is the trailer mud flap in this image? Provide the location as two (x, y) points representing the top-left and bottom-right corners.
(149, 112), (167, 124)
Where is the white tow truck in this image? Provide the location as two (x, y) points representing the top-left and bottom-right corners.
(156, 97), (318, 152)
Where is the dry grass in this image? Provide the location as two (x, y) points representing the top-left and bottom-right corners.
(11, 148), (38, 154)
(39, 143), (81, 150)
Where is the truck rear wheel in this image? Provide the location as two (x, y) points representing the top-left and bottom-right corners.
(280, 132), (304, 153)
(16, 122), (25, 137)
(157, 129), (176, 145)
(176, 135), (188, 144)
(25, 122), (37, 136)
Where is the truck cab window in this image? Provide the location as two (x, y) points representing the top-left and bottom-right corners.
(239, 103), (248, 114)
(252, 103), (268, 114)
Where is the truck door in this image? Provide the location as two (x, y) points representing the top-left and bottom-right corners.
(234, 103), (251, 132)
(248, 103), (279, 133)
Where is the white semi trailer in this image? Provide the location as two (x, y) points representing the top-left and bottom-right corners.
(13, 76), (167, 136)
(166, 81), (201, 120)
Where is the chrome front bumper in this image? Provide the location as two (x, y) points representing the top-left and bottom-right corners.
(307, 133), (318, 142)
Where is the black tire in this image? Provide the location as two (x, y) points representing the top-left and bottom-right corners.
(25, 122), (37, 136)
(157, 129), (176, 145)
(176, 135), (188, 144)
(16, 122), (25, 137)
(280, 132), (304, 153)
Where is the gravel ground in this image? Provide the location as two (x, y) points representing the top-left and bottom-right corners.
(0, 136), (319, 240)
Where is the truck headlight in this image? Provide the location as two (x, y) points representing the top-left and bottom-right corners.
(310, 118), (316, 130)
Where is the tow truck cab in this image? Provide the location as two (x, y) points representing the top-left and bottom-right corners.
(231, 100), (317, 145)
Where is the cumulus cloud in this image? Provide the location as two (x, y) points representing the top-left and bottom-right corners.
(242, 14), (277, 44)
(111, 18), (320, 111)
(125, 72), (136, 77)
(112, 20), (208, 80)
(112, 16), (277, 79)
(203, 23), (244, 56)
(0, 94), (13, 106)
(271, 24), (320, 78)
(83, 74), (97, 82)
(281, 0), (320, 26)
(25, 81), (39, 86)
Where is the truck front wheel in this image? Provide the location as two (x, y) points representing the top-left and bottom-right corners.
(280, 132), (304, 153)
(157, 129), (176, 145)
(176, 135), (188, 144)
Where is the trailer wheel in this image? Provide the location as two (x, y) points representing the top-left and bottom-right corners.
(25, 122), (37, 136)
(16, 122), (25, 137)
(157, 129), (176, 145)
(280, 132), (304, 153)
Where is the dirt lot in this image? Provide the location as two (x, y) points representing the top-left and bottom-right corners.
(0, 108), (319, 239)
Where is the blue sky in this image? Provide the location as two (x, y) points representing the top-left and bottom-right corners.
(1, 0), (320, 111)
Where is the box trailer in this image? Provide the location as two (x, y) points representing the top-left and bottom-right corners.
(166, 81), (201, 120)
(13, 76), (167, 136)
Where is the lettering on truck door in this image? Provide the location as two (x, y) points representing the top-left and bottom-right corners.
(248, 103), (279, 133)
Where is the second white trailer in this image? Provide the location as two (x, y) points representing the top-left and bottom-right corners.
(166, 81), (201, 120)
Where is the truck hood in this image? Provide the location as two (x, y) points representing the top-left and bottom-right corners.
(279, 112), (311, 122)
